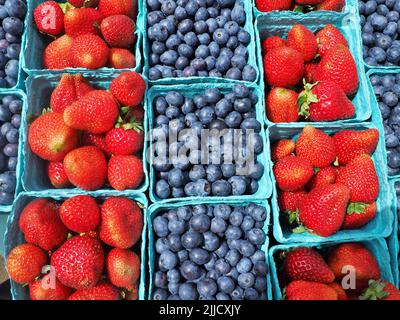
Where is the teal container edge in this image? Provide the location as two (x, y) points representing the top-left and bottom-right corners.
(147, 83), (272, 205)
(269, 238), (395, 300)
(388, 179), (399, 288)
(146, 199), (272, 300)
(4, 191), (148, 300)
(268, 122), (393, 244)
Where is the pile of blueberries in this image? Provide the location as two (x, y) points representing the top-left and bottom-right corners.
(0, 0), (26, 88)
(0, 94), (21, 204)
(146, 0), (257, 81)
(152, 84), (265, 199)
(152, 203), (268, 300)
(359, 0), (400, 66)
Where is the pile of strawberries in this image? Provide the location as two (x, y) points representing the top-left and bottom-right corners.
(34, 0), (137, 70)
(6, 195), (143, 300)
(28, 71), (146, 191)
(263, 24), (359, 123)
(280, 243), (400, 300)
(272, 125), (380, 237)
(255, 0), (345, 13)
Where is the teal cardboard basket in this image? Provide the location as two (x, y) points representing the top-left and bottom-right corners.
(269, 122), (393, 244)
(22, 73), (149, 194)
(147, 83), (272, 204)
(269, 238), (395, 300)
(142, 0), (259, 85)
(388, 179), (399, 288)
(147, 199), (272, 300)
(255, 13), (372, 126)
(22, 0), (143, 75)
(0, 89), (27, 214)
(4, 191), (148, 300)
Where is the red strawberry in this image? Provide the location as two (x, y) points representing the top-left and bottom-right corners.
(273, 156), (314, 192)
(106, 248), (140, 290)
(101, 15), (135, 48)
(108, 155), (144, 190)
(266, 87), (299, 123)
(81, 132), (110, 155)
(298, 183), (350, 237)
(304, 61), (318, 83)
(335, 154), (379, 203)
(316, 24), (348, 57)
(264, 46), (304, 87)
(256, 0), (293, 12)
(287, 24), (318, 62)
(360, 280), (400, 300)
(313, 44), (359, 96)
(278, 190), (307, 212)
(271, 139), (296, 162)
(108, 48), (136, 69)
(63, 146), (107, 190)
(70, 34), (109, 69)
(128, 106), (144, 122)
(110, 72), (146, 107)
(286, 280), (338, 300)
(68, 281), (120, 300)
(332, 129), (379, 165)
(105, 127), (144, 156)
(295, 0), (324, 3)
(64, 90), (119, 134)
(284, 247), (335, 283)
(6, 244), (47, 284)
(34, 1), (64, 36)
(19, 198), (68, 251)
(98, 0), (136, 18)
(51, 235), (104, 290)
(317, 0), (345, 11)
(327, 242), (381, 292)
(99, 197), (143, 248)
(343, 202), (377, 229)
(68, 0), (98, 7)
(47, 161), (71, 189)
(43, 35), (73, 69)
(328, 282), (348, 300)
(297, 81), (355, 121)
(60, 195), (100, 233)
(262, 36), (286, 54)
(29, 278), (73, 300)
(307, 166), (336, 190)
(295, 125), (337, 168)
(64, 8), (102, 36)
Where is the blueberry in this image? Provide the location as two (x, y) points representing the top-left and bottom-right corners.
(387, 46), (400, 63)
(6, 127), (18, 143)
(159, 250), (178, 270)
(237, 257), (252, 273)
(181, 230), (203, 249)
(237, 272), (255, 289)
(388, 151), (400, 168)
(177, 249), (189, 263)
(225, 225), (242, 240)
(213, 28), (229, 46)
(180, 260), (202, 281)
(178, 18), (194, 34)
(195, 6), (208, 21)
(153, 288), (168, 300)
(217, 276), (235, 294)
(189, 213), (211, 232)
(376, 34), (392, 49)
(178, 43), (194, 58)
(191, 58), (207, 71)
(250, 205), (267, 222)
(377, 4), (390, 15)
(0, 105), (11, 121)
(215, 241), (229, 258)
(185, 0), (199, 16)
(365, 0), (378, 14)
(7, 157), (16, 171)
(203, 231), (220, 251)
(386, 134), (399, 147)
(211, 180), (232, 196)
(383, 91), (399, 106)
(161, 0), (176, 15)
(149, 67), (163, 80)
(2, 17), (23, 36)
(387, 10), (399, 21)
(371, 14), (389, 30)
(197, 278), (218, 297)
(216, 292), (230, 300)
(174, 6), (187, 20)
(225, 67), (241, 80)
(155, 271), (168, 288)
(178, 283), (198, 300)
(215, 258), (231, 275)
(0, 172), (15, 193)
(242, 65), (257, 82)
(247, 228), (266, 246)
(3, 143), (17, 157)
(228, 176), (246, 195)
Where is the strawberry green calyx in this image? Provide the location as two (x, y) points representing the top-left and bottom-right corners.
(287, 210), (299, 224)
(359, 280), (389, 300)
(293, 5), (304, 12)
(59, 2), (75, 13)
(347, 202), (368, 215)
(297, 81), (319, 118)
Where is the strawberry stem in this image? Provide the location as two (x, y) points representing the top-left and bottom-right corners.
(359, 280), (389, 300)
(347, 202), (368, 215)
(297, 81), (319, 118)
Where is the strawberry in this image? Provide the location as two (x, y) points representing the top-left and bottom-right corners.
(304, 61), (318, 83)
(68, 281), (120, 300)
(124, 283), (138, 300)
(105, 127), (144, 156)
(295, 125), (337, 168)
(47, 161), (71, 189)
(264, 46), (304, 87)
(29, 278), (73, 300)
(70, 34), (109, 69)
(64, 90), (119, 134)
(50, 74), (93, 114)
(273, 156), (314, 192)
(278, 190), (307, 212)
(287, 24), (318, 62)
(327, 282), (348, 300)
(101, 15), (135, 48)
(110, 72), (146, 107)
(99, 197), (143, 248)
(266, 87), (299, 123)
(51, 235), (104, 290)
(286, 280), (338, 300)
(106, 248), (140, 289)
(298, 183), (350, 237)
(316, 24), (348, 57)
(295, 0), (324, 3)
(128, 106), (144, 122)
(60, 195), (100, 233)
(297, 81), (355, 121)
(313, 44), (359, 96)
(68, 0), (99, 7)
(98, 0), (136, 18)
(327, 242), (381, 292)
(64, 8), (102, 36)
(335, 154), (379, 203)
(332, 128), (379, 165)
(271, 139), (296, 162)
(19, 198), (68, 251)
(34, 1), (64, 36)
(317, 0), (345, 11)
(360, 280), (400, 300)
(63, 146), (107, 190)
(108, 48), (136, 69)
(6, 244), (47, 284)
(284, 247), (335, 283)
(307, 166), (336, 190)
(255, 0), (293, 12)
(342, 202), (377, 229)
(81, 132), (110, 155)
(43, 35), (73, 69)
(262, 36), (286, 54)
